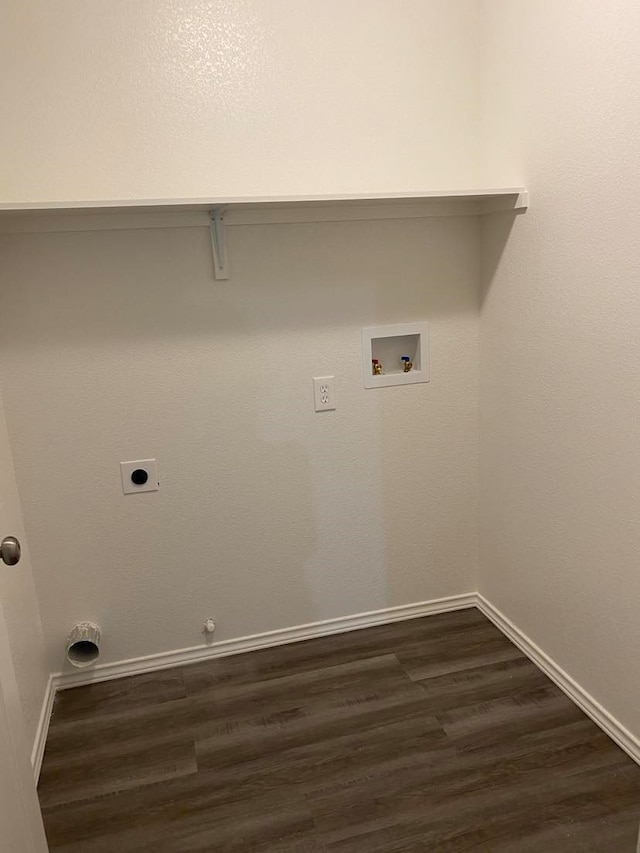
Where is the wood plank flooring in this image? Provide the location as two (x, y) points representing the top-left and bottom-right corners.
(38, 608), (640, 851)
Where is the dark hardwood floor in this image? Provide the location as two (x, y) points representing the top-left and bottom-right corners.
(38, 608), (640, 851)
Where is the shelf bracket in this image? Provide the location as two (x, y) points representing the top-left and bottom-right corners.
(209, 208), (229, 280)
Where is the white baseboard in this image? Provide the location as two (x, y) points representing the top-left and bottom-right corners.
(53, 593), (477, 690)
(31, 674), (55, 783)
(33, 591), (639, 780)
(476, 593), (640, 765)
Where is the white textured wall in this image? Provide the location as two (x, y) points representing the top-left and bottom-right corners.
(480, 1), (640, 737)
(0, 0), (480, 202)
(0, 217), (479, 668)
(0, 388), (48, 746)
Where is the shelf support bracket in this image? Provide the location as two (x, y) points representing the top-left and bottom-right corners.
(209, 208), (229, 280)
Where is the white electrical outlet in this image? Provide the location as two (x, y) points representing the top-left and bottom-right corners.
(313, 376), (336, 411)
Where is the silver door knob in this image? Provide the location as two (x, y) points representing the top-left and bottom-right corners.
(0, 536), (21, 566)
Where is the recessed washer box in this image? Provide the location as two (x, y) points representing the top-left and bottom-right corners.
(362, 322), (429, 388)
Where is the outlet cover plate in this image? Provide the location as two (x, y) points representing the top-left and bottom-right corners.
(313, 376), (336, 411)
(120, 459), (159, 494)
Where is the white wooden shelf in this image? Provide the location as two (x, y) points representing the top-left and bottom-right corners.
(0, 188), (528, 279)
(0, 188), (528, 217)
